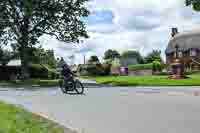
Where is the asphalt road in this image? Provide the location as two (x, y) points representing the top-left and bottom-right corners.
(0, 86), (200, 133)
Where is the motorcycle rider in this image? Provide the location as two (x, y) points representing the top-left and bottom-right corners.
(61, 63), (74, 81)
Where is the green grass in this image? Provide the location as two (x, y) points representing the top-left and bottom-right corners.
(85, 75), (200, 86)
(0, 79), (59, 88)
(0, 101), (65, 133)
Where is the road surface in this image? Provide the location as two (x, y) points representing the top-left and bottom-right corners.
(0, 86), (200, 133)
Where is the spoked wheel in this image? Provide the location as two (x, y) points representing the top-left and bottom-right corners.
(74, 80), (84, 94)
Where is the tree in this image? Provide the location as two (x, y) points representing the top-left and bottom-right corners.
(144, 50), (162, 63)
(185, 0), (200, 11)
(104, 49), (121, 61)
(0, 0), (89, 79)
(26, 47), (57, 68)
(88, 55), (100, 64)
(121, 50), (144, 64)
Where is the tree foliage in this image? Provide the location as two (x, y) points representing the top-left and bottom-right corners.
(27, 47), (57, 68)
(0, 0), (89, 79)
(144, 50), (162, 63)
(152, 60), (162, 72)
(104, 49), (121, 60)
(88, 55), (100, 64)
(185, 0), (200, 11)
(121, 50), (144, 64)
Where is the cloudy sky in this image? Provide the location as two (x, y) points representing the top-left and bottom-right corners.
(41, 0), (200, 64)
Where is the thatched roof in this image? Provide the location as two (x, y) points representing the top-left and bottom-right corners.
(166, 29), (200, 54)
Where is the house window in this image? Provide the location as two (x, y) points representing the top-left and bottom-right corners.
(190, 49), (197, 57)
(178, 51), (183, 58)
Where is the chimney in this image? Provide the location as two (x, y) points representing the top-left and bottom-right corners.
(171, 28), (178, 37)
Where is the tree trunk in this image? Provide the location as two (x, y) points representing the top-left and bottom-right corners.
(20, 46), (30, 81)
(19, 17), (30, 81)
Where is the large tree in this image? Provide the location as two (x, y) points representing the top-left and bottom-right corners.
(121, 50), (144, 64)
(186, 0), (200, 11)
(0, 0), (89, 79)
(104, 49), (121, 61)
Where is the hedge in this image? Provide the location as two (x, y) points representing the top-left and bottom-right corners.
(28, 64), (59, 79)
(78, 64), (105, 76)
(128, 63), (153, 70)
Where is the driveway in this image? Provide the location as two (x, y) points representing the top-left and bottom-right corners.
(0, 86), (200, 133)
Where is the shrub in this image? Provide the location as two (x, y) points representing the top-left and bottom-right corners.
(128, 63), (153, 70)
(152, 61), (162, 72)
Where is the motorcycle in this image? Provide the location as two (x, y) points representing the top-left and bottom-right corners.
(59, 75), (84, 94)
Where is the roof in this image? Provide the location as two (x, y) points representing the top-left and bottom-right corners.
(166, 28), (200, 54)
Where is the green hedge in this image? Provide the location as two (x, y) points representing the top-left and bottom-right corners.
(28, 64), (59, 79)
(28, 64), (48, 79)
(78, 64), (105, 76)
(128, 63), (153, 70)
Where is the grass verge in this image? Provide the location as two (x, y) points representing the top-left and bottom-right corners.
(0, 101), (65, 133)
(0, 79), (59, 88)
(84, 75), (200, 86)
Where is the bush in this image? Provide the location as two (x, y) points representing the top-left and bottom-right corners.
(152, 61), (162, 72)
(28, 64), (49, 79)
(28, 64), (59, 79)
(128, 63), (153, 70)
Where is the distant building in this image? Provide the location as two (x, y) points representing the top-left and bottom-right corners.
(0, 59), (21, 80)
(166, 28), (200, 71)
(120, 57), (138, 67)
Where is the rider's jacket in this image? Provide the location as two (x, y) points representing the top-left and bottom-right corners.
(61, 67), (73, 78)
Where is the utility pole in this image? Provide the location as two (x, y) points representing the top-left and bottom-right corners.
(84, 54), (86, 64)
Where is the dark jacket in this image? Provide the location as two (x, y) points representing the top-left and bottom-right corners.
(61, 67), (73, 78)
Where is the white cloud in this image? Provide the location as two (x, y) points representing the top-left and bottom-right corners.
(40, 0), (200, 64)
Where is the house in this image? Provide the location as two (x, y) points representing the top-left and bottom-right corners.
(0, 59), (21, 80)
(166, 28), (200, 71)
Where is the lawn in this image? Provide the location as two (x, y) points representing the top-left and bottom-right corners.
(85, 75), (200, 86)
(0, 101), (65, 133)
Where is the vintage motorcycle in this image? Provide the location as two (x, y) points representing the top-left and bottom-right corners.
(59, 75), (84, 94)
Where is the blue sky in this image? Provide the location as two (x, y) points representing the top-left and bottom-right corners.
(41, 0), (200, 64)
